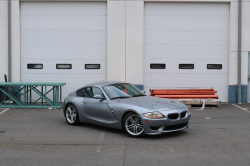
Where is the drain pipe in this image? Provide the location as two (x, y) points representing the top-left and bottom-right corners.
(238, 0), (242, 104)
(8, 0), (11, 82)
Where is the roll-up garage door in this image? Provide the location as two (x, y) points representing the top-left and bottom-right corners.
(144, 3), (229, 102)
(21, 2), (107, 99)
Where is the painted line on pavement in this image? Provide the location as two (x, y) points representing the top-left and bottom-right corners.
(232, 104), (250, 113)
(0, 108), (10, 115)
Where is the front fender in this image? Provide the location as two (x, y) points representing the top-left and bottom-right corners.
(107, 101), (149, 129)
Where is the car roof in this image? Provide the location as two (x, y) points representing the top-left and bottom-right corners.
(83, 81), (128, 88)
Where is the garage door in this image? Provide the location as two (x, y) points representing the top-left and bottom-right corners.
(144, 3), (229, 102)
(21, 2), (107, 99)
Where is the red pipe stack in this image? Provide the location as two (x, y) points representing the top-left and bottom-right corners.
(150, 88), (219, 99)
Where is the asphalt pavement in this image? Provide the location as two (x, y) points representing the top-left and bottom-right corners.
(0, 104), (250, 166)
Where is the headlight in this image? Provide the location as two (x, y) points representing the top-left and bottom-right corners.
(143, 111), (164, 119)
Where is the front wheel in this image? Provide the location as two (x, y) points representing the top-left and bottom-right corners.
(123, 113), (144, 138)
(65, 104), (79, 125)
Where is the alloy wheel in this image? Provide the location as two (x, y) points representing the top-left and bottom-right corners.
(66, 106), (77, 124)
(125, 114), (144, 136)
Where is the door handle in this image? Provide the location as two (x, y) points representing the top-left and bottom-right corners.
(248, 75), (250, 81)
(83, 102), (86, 104)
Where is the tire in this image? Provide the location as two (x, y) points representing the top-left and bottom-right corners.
(123, 112), (144, 138)
(65, 104), (79, 125)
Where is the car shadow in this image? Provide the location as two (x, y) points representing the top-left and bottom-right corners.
(59, 119), (188, 139)
(142, 130), (188, 139)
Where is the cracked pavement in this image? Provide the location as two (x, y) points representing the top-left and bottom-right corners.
(1, 104), (250, 166)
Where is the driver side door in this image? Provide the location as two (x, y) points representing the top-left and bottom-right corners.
(81, 87), (109, 125)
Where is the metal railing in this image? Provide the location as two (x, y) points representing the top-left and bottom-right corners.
(0, 82), (66, 108)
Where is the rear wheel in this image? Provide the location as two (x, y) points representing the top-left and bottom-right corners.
(123, 113), (144, 138)
(65, 104), (79, 125)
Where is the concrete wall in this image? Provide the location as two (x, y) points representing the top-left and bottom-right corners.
(107, 1), (144, 84)
(1, 0), (250, 102)
(0, 0), (8, 82)
(229, 1), (249, 86)
(125, 1), (144, 85)
(11, 1), (21, 82)
(0, 0), (20, 82)
(107, 1), (126, 82)
(229, 1), (250, 102)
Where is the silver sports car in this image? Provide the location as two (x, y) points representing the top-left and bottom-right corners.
(63, 81), (191, 137)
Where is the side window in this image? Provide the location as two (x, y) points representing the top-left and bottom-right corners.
(84, 87), (94, 98)
(92, 87), (103, 96)
(84, 87), (103, 98)
(76, 89), (85, 97)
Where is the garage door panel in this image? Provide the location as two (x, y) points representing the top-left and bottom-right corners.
(21, 2), (107, 100)
(144, 59), (228, 74)
(144, 3), (229, 102)
(145, 30), (228, 45)
(21, 45), (106, 59)
(21, 59), (106, 74)
(145, 3), (229, 16)
(21, 2), (107, 16)
(144, 73), (227, 88)
(21, 30), (106, 45)
(22, 73), (106, 88)
(21, 16), (107, 30)
(145, 16), (229, 31)
(144, 45), (228, 59)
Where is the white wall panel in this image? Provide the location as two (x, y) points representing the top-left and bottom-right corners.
(229, 52), (238, 85)
(0, 1), (8, 82)
(21, 59), (107, 74)
(241, 52), (248, 85)
(11, 1), (21, 82)
(145, 30), (228, 45)
(229, 2), (238, 52)
(21, 2), (106, 16)
(144, 59), (228, 74)
(21, 16), (106, 30)
(21, 45), (106, 59)
(229, 52), (249, 85)
(242, 2), (250, 52)
(144, 2), (229, 102)
(145, 45), (228, 60)
(126, 1), (144, 84)
(144, 74), (228, 87)
(229, 2), (250, 87)
(145, 16), (229, 31)
(145, 3), (229, 16)
(21, 2), (107, 99)
(107, 1), (126, 82)
(21, 30), (106, 45)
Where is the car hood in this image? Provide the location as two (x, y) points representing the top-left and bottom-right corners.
(115, 96), (186, 111)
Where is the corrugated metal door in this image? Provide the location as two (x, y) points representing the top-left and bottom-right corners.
(144, 3), (229, 102)
(21, 2), (107, 99)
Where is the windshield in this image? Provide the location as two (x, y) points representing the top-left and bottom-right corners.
(103, 83), (145, 99)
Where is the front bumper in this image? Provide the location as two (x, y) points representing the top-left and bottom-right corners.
(140, 109), (191, 135)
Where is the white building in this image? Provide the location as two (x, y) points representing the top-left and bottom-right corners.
(0, 0), (249, 103)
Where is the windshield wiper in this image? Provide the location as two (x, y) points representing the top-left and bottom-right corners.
(133, 94), (146, 97)
(111, 96), (131, 100)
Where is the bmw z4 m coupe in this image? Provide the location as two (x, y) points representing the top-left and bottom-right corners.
(63, 81), (191, 137)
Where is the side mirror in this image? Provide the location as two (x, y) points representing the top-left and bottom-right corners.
(93, 95), (103, 100)
(141, 90), (145, 94)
